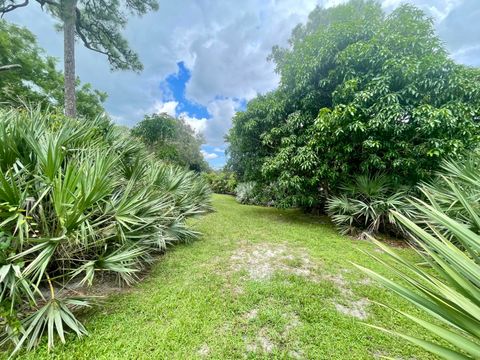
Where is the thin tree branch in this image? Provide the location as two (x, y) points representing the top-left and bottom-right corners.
(34, 0), (59, 9)
(0, 0), (29, 15)
(75, 8), (109, 57)
(0, 64), (22, 71)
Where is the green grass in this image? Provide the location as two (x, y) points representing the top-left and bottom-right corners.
(11, 195), (437, 359)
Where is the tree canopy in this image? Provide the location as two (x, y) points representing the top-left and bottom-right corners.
(0, 19), (106, 118)
(227, 0), (480, 208)
(0, 0), (158, 72)
(0, 0), (158, 117)
(132, 113), (209, 172)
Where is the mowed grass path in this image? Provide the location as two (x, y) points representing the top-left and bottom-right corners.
(19, 195), (436, 359)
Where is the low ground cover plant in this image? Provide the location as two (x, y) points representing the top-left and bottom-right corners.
(0, 108), (211, 356)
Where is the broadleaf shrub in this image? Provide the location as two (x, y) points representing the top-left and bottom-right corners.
(204, 171), (237, 194)
(131, 113), (209, 172)
(235, 182), (279, 206)
(0, 107), (211, 355)
(227, 1), (480, 208)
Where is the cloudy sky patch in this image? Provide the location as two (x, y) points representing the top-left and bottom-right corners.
(6, 0), (479, 167)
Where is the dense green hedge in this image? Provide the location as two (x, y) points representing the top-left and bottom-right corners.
(227, 1), (480, 209)
(204, 171), (237, 195)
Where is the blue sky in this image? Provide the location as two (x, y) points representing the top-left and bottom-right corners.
(159, 61), (245, 168)
(161, 62), (210, 119)
(6, 0), (480, 168)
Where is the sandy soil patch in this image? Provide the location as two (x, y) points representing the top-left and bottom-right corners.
(324, 273), (370, 320)
(197, 344), (210, 357)
(228, 242), (320, 281)
(227, 242), (370, 320)
(245, 311), (303, 356)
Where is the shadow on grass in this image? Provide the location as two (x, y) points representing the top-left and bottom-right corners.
(237, 204), (333, 227)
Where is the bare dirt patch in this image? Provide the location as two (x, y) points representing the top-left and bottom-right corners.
(324, 273), (370, 320)
(50, 273), (132, 300)
(228, 242), (320, 281)
(197, 344), (210, 357)
(335, 298), (369, 320)
(358, 277), (372, 286)
(289, 349), (305, 359)
(227, 242), (370, 321)
(283, 313), (300, 334)
(244, 311), (302, 356)
(258, 331), (275, 353)
(244, 308), (259, 321)
(246, 328), (275, 353)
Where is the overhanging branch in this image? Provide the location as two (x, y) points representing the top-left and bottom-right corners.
(0, 64), (22, 72)
(75, 8), (109, 57)
(0, 0), (29, 15)
(34, 0), (59, 10)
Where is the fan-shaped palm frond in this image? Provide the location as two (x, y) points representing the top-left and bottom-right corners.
(0, 107), (212, 355)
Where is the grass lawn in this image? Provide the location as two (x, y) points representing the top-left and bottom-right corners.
(13, 194), (437, 359)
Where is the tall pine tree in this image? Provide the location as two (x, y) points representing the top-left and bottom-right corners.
(0, 0), (158, 117)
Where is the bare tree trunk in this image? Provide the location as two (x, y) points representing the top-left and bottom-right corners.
(63, 0), (77, 118)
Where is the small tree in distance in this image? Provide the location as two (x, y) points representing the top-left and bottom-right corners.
(132, 112), (210, 172)
(0, 0), (159, 117)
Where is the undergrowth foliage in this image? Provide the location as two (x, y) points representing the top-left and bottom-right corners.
(326, 175), (413, 236)
(0, 108), (211, 356)
(235, 182), (279, 207)
(235, 182), (256, 204)
(358, 154), (480, 359)
(204, 171), (237, 195)
(414, 156), (480, 239)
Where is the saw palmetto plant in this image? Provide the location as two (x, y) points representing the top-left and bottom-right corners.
(413, 156), (480, 240)
(0, 107), (211, 356)
(326, 174), (413, 236)
(357, 156), (480, 359)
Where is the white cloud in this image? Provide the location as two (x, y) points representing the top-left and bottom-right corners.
(324, 0), (348, 6)
(151, 100), (178, 117)
(185, 0), (320, 104)
(180, 113), (208, 134)
(5, 0), (320, 124)
(451, 44), (480, 66)
(5, 0), (478, 143)
(178, 98), (239, 147)
(381, 0), (404, 8)
(203, 98), (239, 146)
(201, 150), (219, 160)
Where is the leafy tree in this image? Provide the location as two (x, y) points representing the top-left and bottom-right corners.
(132, 113), (209, 172)
(0, 19), (106, 118)
(228, 0), (480, 208)
(0, 0), (158, 117)
(204, 170), (237, 194)
(227, 92), (282, 181)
